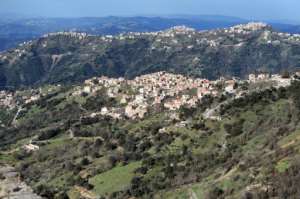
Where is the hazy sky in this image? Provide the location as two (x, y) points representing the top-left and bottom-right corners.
(0, 0), (299, 21)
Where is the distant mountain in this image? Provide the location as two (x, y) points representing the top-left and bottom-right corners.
(0, 15), (300, 51)
(272, 23), (300, 34)
(1, 23), (300, 89)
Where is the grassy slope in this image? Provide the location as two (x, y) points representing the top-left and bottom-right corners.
(155, 92), (300, 198)
(1, 83), (300, 198)
(89, 161), (141, 196)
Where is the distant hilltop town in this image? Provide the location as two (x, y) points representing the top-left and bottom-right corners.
(2, 22), (299, 65)
(36, 22), (300, 47)
(2, 22), (300, 90)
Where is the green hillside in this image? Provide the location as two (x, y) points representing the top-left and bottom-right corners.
(1, 76), (300, 198)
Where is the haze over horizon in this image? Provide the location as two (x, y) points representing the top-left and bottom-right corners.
(1, 0), (300, 24)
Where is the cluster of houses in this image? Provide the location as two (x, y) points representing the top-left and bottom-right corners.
(26, 23), (300, 49)
(228, 22), (269, 33)
(0, 91), (15, 109)
(275, 32), (300, 43)
(73, 71), (297, 120)
(22, 92), (41, 104)
(122, 26), (196, 38)
(0, 86), (62, 110)
(0, 49), (27, 61)
(4, 23), (300, 69)
(0, 90), (42, 109)
(222, 22), (300, 44)
(42, 32), (88, 40)
(97, 26), (198, 45)
(0, 69), (296, 123)
(248, 73), (292, 88)
(288, 34), (300, 42)
(74, 72), (240, 119)
(10, 48), (27, 58)
(19, 85), (63, 105)
(0, 69), (295, 122)
(127, 72), (216, 115)
(96, 25), (202, 47)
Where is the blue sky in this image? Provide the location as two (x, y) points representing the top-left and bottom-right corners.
(1, 0), (299, 22)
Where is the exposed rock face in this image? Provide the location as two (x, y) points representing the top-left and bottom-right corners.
(0, 165), (42, 199)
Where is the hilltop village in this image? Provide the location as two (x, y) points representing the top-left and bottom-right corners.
(3, 22), (300, 63)
(0, 71), (296, 123)
(40, 23), (300, 47)
(76, 72), (295, 119)
(38, 23), (300, 44)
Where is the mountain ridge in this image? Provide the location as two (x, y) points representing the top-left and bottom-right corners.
(1, 15), (300, 52)
(1, 22), (300, 89)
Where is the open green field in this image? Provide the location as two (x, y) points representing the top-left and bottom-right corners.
(89, 161), (142, 196)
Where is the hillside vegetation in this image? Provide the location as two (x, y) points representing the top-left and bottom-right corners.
(1, 74), (300, 198)
(1, 23), (300, 88)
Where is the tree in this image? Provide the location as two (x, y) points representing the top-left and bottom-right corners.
(289, 80), (300, 111)
(80, 157), (90, 166)
(224, 119), (245, 137)
(205, 186), (224, 199)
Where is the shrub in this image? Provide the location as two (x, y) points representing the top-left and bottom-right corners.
(80, 157), (90, 166)
(38, 127), (61, 140)
(94, 138), (103, 147)
(205, 186), (224, 199)
(0, 173), (5, 180)
(224, 119), (245, 137)
(289, 80), (300, 111)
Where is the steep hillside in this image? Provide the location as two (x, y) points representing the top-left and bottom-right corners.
(1, 23), (300, 89)
(1, 73), (300, 198)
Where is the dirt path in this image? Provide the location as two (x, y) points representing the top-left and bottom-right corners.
(188, 189), (198, 199)
(280, 134), (300, 149)
(0, 165), (42, 199)
(11, 106), (23, 127)
(203, 100), (231, 120)
(74, 186), (96, 199)
(216, 166), (238, 182)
